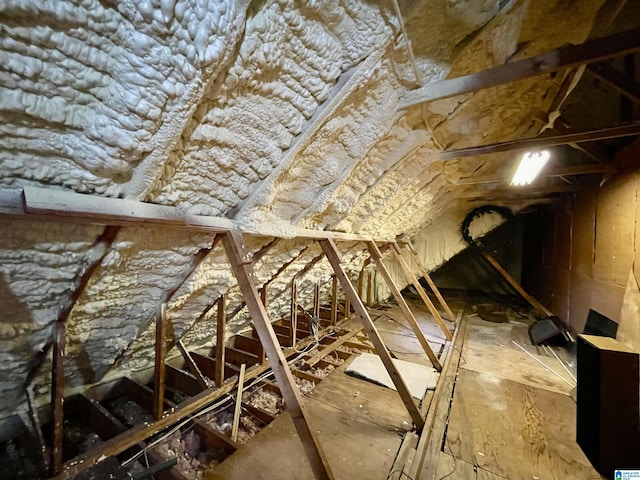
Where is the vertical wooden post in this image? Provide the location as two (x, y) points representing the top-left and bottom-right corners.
(330, 276), (338, 325)
(403, 242), (456, 321)
(391, 244), (453, 341)
(153, 303), (167, 420)
(290, 280), (298, 347)
(260, 285), (268, 309)
(319, 239), (425, 430)
(50, 321), (65, 476)
(231, 364), (246, 443)
(368, 242), (442, 371)
(313, 281), (321, 321)
(357, 267), (365, 300)
(344, 293), (351, 319)
(223, 232), (335, 480)
(215, 295), (226, 388)
(367, 271), (374, 307)
(176, 340), (209, 389)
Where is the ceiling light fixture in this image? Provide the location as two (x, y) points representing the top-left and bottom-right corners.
(511, 150), (551, 186)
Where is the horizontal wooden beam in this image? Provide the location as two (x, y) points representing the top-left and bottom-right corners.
(455, 164), (608, 185)
(440, 123), (640, 160)
(457, 185), (574, 199)
(0, 187), (379, 242)
(399, 27), (640, 108)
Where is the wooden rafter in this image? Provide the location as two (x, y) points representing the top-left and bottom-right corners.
(440, 123), (640, 160)
(319, 238), (425, 430)
(398, 27), (640, 108)
(222, 232), (335, 480)
(550, 118), (612, 164)
(402, 242), (456, 322)
(367, 242), (442, 371)
(390, 243), (453, 341)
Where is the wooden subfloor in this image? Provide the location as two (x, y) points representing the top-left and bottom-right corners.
(426, 315), (604, 480)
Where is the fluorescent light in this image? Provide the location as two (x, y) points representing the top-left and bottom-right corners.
(511, 150), (551, 186)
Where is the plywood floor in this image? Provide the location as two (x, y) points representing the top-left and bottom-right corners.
(435, 316), (604, 480)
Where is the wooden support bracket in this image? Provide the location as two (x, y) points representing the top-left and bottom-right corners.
(222, 232), (335, 480)
(319, 238), (425, 430)
(367, 242), (442, 371)
(391, 243), (453, 341)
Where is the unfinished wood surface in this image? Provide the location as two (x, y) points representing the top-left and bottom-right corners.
(368, 241), (442, 370)
(320, 238), (425, 430)
(260, 286), (268, 309)
(50, 321), (66, 476)
(215, 295), (226, 387)
(305, 323), (362, 366)
(153, 303), (167, 420)
(330, 276), (338, 325)
(223, 232), (335, 480)
(433, 452), (477, 480)
(445, 369), (603, 480)
(391, 243), (452, 340)
(230, 364), (246, 443)
(482, 252), (553, 317)
(461, 318), (574, 395)
(176, 340), (209, 390)
(404, 242), (455, 321)
(207, 383), (403, 480)
(290, 280), (298, 347)
(398, 27), (640, 108)
(587, 62), (640, 104)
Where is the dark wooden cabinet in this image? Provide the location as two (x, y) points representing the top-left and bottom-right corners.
(577, 334), (640, 478)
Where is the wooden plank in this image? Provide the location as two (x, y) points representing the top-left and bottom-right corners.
(50, 321), (66, 476)
(190, 351), (238, 381)
(433, 452), (477, 480)
(439, 123), (640, 160)
(458, 185), (574, 200)
(587, 61), (640, 104)
(388, 432), (419, 480)
(290, 280), (298, 347)
(242, 402), (275, 424)
(319, 238), (425, 430)
(368, 241), (442, 371)
(304, 325), (364, 367)
(231, 364), (246, 443)
(481, 252), (552, 317)
(192, 421), (239, 455)
(403, 242), (456, 321)
(330, 276), (338, 325)
(176, 340), (209, 390)
(165, 365), (204, 397)
(455, 164), (608, 185)
(313, 281), (321, 320)
(224, 346), (259, 367)
(215, 295), (226, 388)
(398, 27), (640, 108)
(260, 286), (268, 309)
(551, 118), (612, 164)
(391, 243), (452, 341)
(222, 232), (335, 480)
(153, 304), (168, 420)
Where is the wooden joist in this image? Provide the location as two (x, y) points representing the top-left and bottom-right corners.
(222, 232), (335, 480)
(215, 295), (226, 388)
(390, 243), (453, 341)
(398, 27), (640, 108)
(153, 304), (168, 420)
(367, 242), (442, 371)
(319, 238), (425, 430)
(439, 123), (640, 160)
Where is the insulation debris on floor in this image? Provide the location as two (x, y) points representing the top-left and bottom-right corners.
(346, 352), (439, 399)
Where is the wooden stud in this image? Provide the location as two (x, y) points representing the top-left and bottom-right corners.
(50, 321), (66, 476)
(313, 281), (321, 321)
(222, 232), (335, 480)
(357, 267), (365, 300)
(403, 242), (456, 322)
(368, 242), (442, 371)
(344, 294), (351, 320)
(260, 285), (268, 309)
(455, 164), (608, 185)
(319, 238), (425, 430)
(215, 295), (226, 388)
(153, 303), (168, 420)
(481, 251), (552, 317)
(330, 276), (338, 325)
(587, 61), (640, 105)
(367, 270), (374, 307)
(290, 280), (298, 347)
(231, 364), (246, 443)
(398, 27), (640, 108)
(176, 340), (209, 390)
(391, 243), (453, 341)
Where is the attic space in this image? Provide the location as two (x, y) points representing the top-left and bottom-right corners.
(1, 0), (640, 479)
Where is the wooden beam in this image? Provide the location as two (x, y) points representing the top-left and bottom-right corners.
(215, 295), (226, 388)
(330, 276), (338, 326)
(222, 232), (335, 480)
(551, 118), (612, 164)
(440, 123), (640, 160)
(231, 364), (246, 443)
(367, 271), (374, 307)
(260, 285), (268, 309)
(390, 244), (452, 341)
(455, 164), (608, 185)
(175, 341), (209, 390)
(398, 27), (640, 108)
(403, 242), (456, 321)
(313, 281), (321, 321)
(50, 321), (65, 476)
(457, 185), (574, 200)
(304, 324), (364, 367)
(153, 303), (168, 420)
(319, 238), (425, 430)
(481, 251), (553, 317)
(587, 61), (640, 104)
(290, 280), (298, 347)
(368, 242), (442, 371)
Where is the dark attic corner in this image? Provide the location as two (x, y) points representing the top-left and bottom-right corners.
(1, 0), (640, 479)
